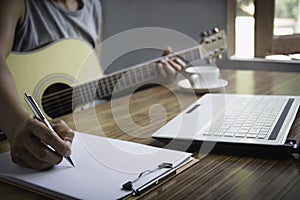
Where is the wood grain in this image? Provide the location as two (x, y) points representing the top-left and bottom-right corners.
(1, 69), (300, 199)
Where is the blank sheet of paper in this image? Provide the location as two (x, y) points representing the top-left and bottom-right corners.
(0, 132), (192, 199)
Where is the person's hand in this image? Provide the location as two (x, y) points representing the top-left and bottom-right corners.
(8, 117), (74, 171)
(157, 47), (186, 83)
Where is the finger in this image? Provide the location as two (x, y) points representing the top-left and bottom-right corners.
(63, 130), (75, 149)
(157, 63), (168, 79)
(20, 149), (55, 171)
(29, 119), (70, 157)
(50, 119), (75, 147)
(167, 58), (182, 72)
(50, 120), (74, 150)
(163, 47), (172, 56)
(161, 60), (178, 82)
(173, 57), (187, 70)
(11, 150), (31, 168)
(26, 135), (62, 164)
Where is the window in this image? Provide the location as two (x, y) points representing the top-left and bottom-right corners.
(228, 0), (300, 60)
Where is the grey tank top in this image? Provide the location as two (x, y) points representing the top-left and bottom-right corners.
(12, 0), (101, 52)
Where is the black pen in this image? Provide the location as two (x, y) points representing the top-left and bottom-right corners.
(24, 93), (75, 167)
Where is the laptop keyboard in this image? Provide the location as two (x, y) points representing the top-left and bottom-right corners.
(201, 96), (293, 140)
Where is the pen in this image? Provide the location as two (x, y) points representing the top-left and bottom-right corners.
(24, 93), (75, 167)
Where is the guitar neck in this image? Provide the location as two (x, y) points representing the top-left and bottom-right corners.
(72, 45), (202, 106)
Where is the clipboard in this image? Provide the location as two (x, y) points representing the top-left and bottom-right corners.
(126, 157), (199, 200)
(0, 132), (198, 199)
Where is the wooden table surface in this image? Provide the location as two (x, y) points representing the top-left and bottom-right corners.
(1, 69), (300, 199)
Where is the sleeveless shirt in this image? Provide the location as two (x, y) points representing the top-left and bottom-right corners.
(12, 0), (101, 52)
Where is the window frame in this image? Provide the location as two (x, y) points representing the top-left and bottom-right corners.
(227, 0), (300, 58)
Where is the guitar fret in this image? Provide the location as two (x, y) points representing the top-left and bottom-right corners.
(124, 71), (132, 88)
(192, 49), (200, 61)
(71, 90), (78, 108)
(136, 67), (143, 82)
(181, 52), (187, 62)
(90, 80), (97, 100)
(143, 66), (150, 80)
(80, 85), (86, 104)
(123, 70), (131, 87)
(82, 84), (89, 104)
(122, 72), (130, 88)
(186, 51), (193, 63)
(105, 78), (111, 95)
(190, 50), (195, 61)
(75, 86), (83, 106)
(103, 78), (110, 96)
(104, 77), (112, 94)
(87, 82), (93, 102)
(110, 76), (116, 92)
(147, 65), (152, 79)
(150, 63), (157, 78)
(149, 63), (158, 77)
(117, 73), (125, 91)
(75, 86), (85, 107)
(115, 73), (123, 90)
(109, 76), (115, 93)
(130, 69), (137, 85)
(87, 81), (95, 102)
(112, 74), (119, 92)
(98, 79), (106, 97)
(83, 83), (89, 103)
(97, 82), (104, 99)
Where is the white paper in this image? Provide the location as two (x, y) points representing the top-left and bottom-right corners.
(0, 132), (192, 200)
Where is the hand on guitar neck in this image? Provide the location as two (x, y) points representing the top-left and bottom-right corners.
(157, 47), (187, 83)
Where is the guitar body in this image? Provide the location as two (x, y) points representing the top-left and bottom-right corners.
(7, 39), (102, 118)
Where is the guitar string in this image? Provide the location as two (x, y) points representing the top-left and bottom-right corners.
(43, 76), (160, 117)
(44, 74), (158, 115)
(41, 51), (201, 115)
(43, 64), (158, 103)
(42, 60), (171, 105)
(43, 47), (200, 103)
(41, 48), (202, 114)
(41, 55), (165, 102)
(41, 46), (201, 103)
(41, 64), (155, 104)
(41, 66), (160, 113)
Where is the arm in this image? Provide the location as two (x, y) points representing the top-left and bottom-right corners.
(0, 0), (74, 170)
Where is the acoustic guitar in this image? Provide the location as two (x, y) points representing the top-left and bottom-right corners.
(7, 29), (227, 119)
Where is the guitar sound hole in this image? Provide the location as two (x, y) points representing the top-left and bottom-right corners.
(42, 83), (73, 118)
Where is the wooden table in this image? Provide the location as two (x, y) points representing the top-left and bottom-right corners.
(1, 69), (300, 199)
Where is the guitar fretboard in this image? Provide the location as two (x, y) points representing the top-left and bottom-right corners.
(72, 46), (201, 107)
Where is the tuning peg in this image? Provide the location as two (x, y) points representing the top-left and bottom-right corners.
(201, 31), (209, 37)
(208, 30), (214, 36)
(208, 51), (215, 57)
(200, 31), (209, 44)
(200, 31), (209, 38)
(218, 53), (223, 60)
(212, 27), (220, 34)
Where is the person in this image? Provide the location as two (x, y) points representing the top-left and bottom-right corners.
(0, 0), (186, 170)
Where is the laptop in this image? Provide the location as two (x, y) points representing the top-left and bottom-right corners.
(152, 94), (300, 149)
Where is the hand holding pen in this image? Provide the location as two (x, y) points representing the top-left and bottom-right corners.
(23, 93), (75, 168)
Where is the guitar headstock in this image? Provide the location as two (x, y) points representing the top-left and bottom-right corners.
(199, 27), (227, 61)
